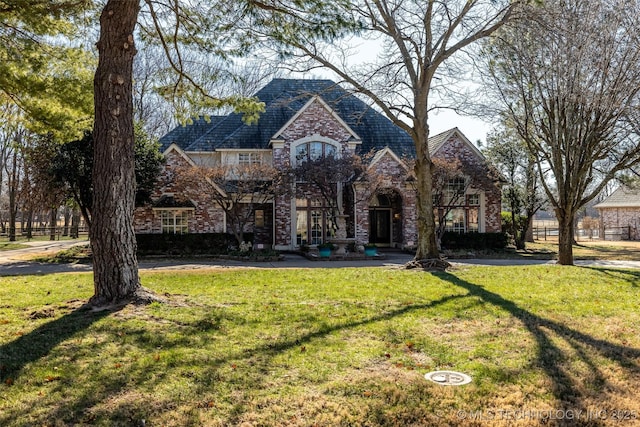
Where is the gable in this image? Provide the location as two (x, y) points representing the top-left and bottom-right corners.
(274, 96), (361, 145)
(429, 128), (486, 162)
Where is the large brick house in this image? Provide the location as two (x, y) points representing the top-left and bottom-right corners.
(134, 78), (502, 250)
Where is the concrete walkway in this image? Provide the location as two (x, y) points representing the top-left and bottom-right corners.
(2, 239), (640, 276)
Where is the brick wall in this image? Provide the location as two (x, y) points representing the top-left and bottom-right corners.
(432, 135), (502, 233)
(134, 149), (225, 234)
(599, 208), (640, 240)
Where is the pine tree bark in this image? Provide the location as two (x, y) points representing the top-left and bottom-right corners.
(90, 0), (143, 306)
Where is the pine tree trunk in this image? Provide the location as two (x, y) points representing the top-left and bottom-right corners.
(8, 150), (18, 242)
(90, 0), (143, 306)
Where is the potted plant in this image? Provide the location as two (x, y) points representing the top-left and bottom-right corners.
(317, 242), (334, 258)
(364, 243), (377, 256)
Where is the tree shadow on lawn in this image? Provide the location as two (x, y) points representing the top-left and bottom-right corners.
(0, 293), (468, 425)
(436, 271), (640, 414)
(4, 275), (639, 426)
(582, 266), (640, 288)
(0, 306), (111, 385)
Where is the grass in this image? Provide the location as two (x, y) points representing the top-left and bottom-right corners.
(0, 242), (29, 251)
(1, 266), (640, 426)
(442, 240), (640, 262)
(526, 240), (640, 261)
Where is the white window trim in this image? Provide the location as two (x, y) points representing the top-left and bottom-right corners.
(290, 135), (341, 165)
(154, 208), (194, 234)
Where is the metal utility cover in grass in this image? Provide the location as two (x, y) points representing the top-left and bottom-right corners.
(425, 371), (472, 386)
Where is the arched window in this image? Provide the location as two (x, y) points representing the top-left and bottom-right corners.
(294, 141), (337, 164)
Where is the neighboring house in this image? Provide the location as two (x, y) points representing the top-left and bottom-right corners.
(134, 78), (502, 250)
(594, 186), (640, 240)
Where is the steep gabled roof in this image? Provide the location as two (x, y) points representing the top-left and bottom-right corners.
(160, 79), (417, 157)
(158, 116), (224, 152)
(428, 127), (485, 159)
(594, 186), (640, 208)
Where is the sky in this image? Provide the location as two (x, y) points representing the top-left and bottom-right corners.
(291, 37), (497, 149)
(429, 110), (493, 148)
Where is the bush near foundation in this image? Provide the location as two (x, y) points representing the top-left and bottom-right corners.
(441, 231), (508, 250)
(136, 233), (254, 255)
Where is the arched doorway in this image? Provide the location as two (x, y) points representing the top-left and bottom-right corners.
(368, 191), (402, 247)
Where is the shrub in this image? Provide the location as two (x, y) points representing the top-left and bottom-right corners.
(136, 233), (254, 256)
(441, 231), (508, 250)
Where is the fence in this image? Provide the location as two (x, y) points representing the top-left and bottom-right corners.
(532, 226), (636, 241)
(0, 226), (90, 241)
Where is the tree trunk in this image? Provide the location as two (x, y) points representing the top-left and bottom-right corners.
(71, 208), (80, 239)
(49, 208), (57, 241)
(525, 215), (534, 243)
(557, 213), (574, 265)
(413, 127), (440, 261)
(63, 206), (71, 236)
(26, 210), (33, 239)
(8, 149), (18, 242)
(90, 0), (143, 306)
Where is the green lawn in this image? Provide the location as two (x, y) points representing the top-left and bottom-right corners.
(0, 242), (28, 251)
(1, 266), (639, 426)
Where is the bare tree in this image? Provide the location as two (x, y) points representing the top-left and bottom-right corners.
(176, 162), (284, 246)
(483, 121), (545, 249)
(286, 151), (367, 237)
(431, 158), (470, 248)
(249, 0), (525, 267)
(485, 0), (640, 264)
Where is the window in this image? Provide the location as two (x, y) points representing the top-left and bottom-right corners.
(434, 189), (482, 233)
(294, 141), (337, 163)
(160, 210), (190, 234)
(445, 209), (466, 233)
(255, 209), (265, 227)
(296, 198), (336, 245)
(238, 152), (261, 165)
(445, 177), (466, 205)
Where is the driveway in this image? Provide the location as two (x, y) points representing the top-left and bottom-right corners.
(2, 240), (640, 276)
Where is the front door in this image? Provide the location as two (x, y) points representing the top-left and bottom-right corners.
(369, 209), (391, 245)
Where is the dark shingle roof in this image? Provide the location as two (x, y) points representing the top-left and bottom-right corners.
(160, 79), (418, 157)
(158, 116), (224, 152)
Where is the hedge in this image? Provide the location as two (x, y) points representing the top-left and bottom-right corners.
(136, 233), (254, 256)
(440, 231), (508, 250)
